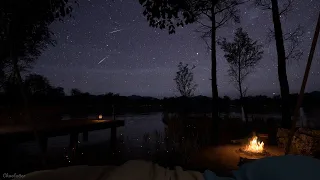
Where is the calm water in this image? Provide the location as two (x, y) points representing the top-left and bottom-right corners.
(15, 111), (316, 153)
(16, 112), (166, 154)
(5, 111), (318, 174)
(0, 113), (166, 174)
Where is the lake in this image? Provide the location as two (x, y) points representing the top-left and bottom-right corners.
(9, 111), (315, 154)
(3, 111), (317, 174)
(15, 112), (165, 151)
(3, 112), (169, 174)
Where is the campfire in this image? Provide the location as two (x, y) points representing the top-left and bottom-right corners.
(243, 136), (264, 153)
(239, 135), (268, 156)
(237, 135), (270, 166)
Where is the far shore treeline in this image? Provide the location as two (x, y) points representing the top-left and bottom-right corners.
(1, 73), (320, 124)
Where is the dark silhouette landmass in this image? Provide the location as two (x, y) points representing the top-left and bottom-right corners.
(1, 76), (320, 125)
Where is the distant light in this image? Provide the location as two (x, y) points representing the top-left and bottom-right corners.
(98, 114), (103, 119)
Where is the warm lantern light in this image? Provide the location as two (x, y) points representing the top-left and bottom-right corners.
(98, 114), (103, 119)
(244, 136), (264, 153)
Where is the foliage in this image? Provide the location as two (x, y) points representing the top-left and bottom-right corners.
(174, 62), (197, 97)
(24, 74), (52, 96)
(50, 87), (65, 97)
(0, 0), (76, 73)
(255, 0), (295, 16)
(0, 62), (5, 89)
(71, 88), (83, 96)
(218, 28), (263, 98)
(139, 0), (245, 126)
(139, 0), (209, 34)
(139, 0), (243, 35)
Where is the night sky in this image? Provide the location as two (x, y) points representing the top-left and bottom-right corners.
(32, 0), (320, 98)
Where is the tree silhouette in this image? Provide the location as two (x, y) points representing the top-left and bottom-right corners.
(174, 62), (197, 97)
(50, 87), (65, 97)
(139, 0), (245, 143)
(1, 0), (76, 165)
(24, 74), (52, 96)
(2, 76), (20, 100)
(0, 0), (76, 121)
(219, 28), (263, 122)
(0, 62), (5, 89)
(71, 88), (82, 96)
(255, 0), (301, 128)
(267, 25), (304, 62)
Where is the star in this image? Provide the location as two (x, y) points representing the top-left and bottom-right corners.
(30, 0), (320, 97)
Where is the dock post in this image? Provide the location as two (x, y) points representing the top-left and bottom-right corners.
(39, 136), (48, 153)
(69, 132), (79, 150)
(112, 105), (115, 121)
(83, 131), (88, 142)
(110, 127), (117, 146)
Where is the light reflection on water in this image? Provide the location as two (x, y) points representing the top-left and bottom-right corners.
(17, 110), (317, 153)
(17, 112), (165, 152)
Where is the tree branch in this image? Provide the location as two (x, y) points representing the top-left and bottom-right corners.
(255, 0), (272, 10)
(284, 25), (304, 61)
(279, 0), (294, 16)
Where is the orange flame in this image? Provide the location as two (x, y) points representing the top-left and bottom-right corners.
(244, 136), (264, 153)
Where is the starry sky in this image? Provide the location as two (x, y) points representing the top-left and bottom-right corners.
(31, 0), (320, 98)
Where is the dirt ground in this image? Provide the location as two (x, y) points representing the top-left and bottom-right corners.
(187, 145), (285, 176)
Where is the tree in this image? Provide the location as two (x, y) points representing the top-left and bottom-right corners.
(174, 62), (197, 97)
(71, 88), (82, 96)
(218, 28), (263, 123)
(1, 76), (20, 101)
(0, 63), (5, 89)
(50, 87), (65, 97)
(0, 0), (75, 119)
(1, 0), (76, 165)
(255, 0), (303, 128)
(24, 74), (52, 96)
(139, 0), (245, 144)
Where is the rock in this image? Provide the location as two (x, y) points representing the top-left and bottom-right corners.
(277, 128), (320, 156)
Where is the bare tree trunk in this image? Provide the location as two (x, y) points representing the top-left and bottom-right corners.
(271, 0), (291, 129)
(211, 9), (220, 145)
(237, 53), (248, 124)
(285, 12), (320, 154)
(239, 81), (248, 124)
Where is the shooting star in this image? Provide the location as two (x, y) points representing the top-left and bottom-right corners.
(98, 55), (108, 64)
(109, 29), (123, 34)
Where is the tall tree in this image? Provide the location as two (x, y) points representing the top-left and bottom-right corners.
(139, 0), (244, 143)
(1, 0), (76, 165)
(218, 28), (263, 123)
(174, 62), (197, 97)
(255, 0), (303, 128)
(0, 0), (75, 120)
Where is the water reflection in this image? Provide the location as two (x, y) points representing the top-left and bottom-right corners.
(5, 113), (175, 173)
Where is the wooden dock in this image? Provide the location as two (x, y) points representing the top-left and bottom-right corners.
(0, 119), (125, 152)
